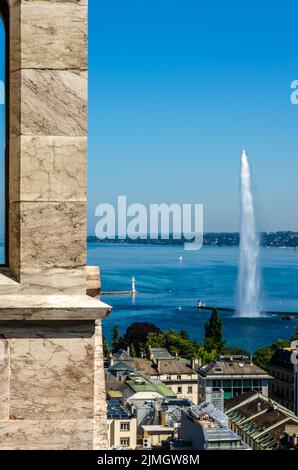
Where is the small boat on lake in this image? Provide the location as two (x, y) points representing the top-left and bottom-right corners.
(280, 314), (295, 321)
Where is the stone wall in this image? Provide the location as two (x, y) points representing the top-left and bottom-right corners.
(0, 0), (110, 449)
(9, 0), (87, 293)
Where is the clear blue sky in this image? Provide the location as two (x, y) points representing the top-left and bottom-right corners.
(1, 1), (298, 238)
(88, 0), (298, 234)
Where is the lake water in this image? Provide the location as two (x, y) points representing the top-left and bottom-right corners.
(87, 244), (298, 353)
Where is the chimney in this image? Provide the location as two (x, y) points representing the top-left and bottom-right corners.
(198, 357), (202, 368)
(156, 359), (161, 373)
(250, 355), (253, 366)
(109, 352), (114, 367)
(159, 410), (166, 426)
(126, 345), (130, 356)
(191, 358), (196, 370)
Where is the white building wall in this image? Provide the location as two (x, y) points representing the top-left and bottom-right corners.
(107, 418), (137, 449)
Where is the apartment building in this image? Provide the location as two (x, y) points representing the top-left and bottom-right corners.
(267, 348), (295, 412)
(107, 348), (199, 404)
(180, 402), (249, 450)
(198, 355), (271, 409)
(225, 391), (298, 450)
(107, 400), (137, 449)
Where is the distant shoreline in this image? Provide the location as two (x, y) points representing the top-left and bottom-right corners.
(87, 231), (298, 248)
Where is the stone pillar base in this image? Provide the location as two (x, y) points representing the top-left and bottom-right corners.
(0, 296), (111, 450)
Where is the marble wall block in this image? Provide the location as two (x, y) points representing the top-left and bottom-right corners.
(94, 320), (108, 449)
(0, 419), (93, 450)
(9, 2), (21, 72)
(9, 1), (87, 6)
(8, 202), (21, 277)
(10, 136), (86, 202)
(10, 3), (87, 71)
(0, 267), (87, 295)
(86, 266), (101, 298)
(10, 201), (86, 270)
(0, 339), (10, 420)
(18, 267), (87, 295)
(11, 69), (87, 136)
(9, 322), (94, 420)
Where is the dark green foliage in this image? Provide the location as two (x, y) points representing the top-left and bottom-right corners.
(130, 343), (137, 358)
(107, 314), (296, 370)
(124, 322), (161, 356)
(111, 325), (122, 353)
(204, 309), (224, 353)
(222, 345), (250, 356)
(254, 339), (291, 370)
(103, 335), (110, 357)
(163, 329), (201, 358)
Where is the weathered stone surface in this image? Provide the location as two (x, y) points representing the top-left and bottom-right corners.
(0, 295), (112, 320)
(86, 266), (101, 298)
(9, 322), (94, 419)
(11, 3), (87, 71)
(10, 136), (86, 202)
(0, 419), (93, 450)
(0, 339), (10, 420)
(18, 267), (87, 295)
(94, 320), (109, 449)
(9, 1), (87, 6)
(8, 202), (21, 277)
(2, 0), (109, 451)
(11, 69), (87, 136)
(10, 201), (86, 269)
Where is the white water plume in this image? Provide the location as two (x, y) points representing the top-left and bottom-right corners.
(237, 149), (260, 317)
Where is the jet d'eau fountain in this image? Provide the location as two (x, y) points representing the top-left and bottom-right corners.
(237, 149), (260, 317)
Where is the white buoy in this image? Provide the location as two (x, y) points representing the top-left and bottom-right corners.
(179, 256), (183, 263)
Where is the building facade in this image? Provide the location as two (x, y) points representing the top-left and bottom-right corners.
(142, 425), (174, 448)
(268, 349), (295, 412)
(151, 359), (199, 405)
(107, 400), (137, 450)
(180, 402), (248, 450)
(108, 349), (199, 405)
(198, 355), (271, 409)
(225, 391), (298, 450)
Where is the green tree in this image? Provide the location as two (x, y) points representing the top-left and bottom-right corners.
(147, 332), (164, 349)
(253, 346), (274, 370)
(103, 335), (110, 357)
(124, 322), (161, 356)
(204, 309), (224, 353)
(162, 329), (202, 359)
(222, 345), (250, 356)
(130, 343), (137, 358)
(199, 347), (218, 365)
(254, 339), (291, 370)
(111, 325), (121, 353)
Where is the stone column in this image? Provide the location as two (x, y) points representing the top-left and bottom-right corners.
(9, 0), (88, 292)
(0, 0), (110, 449)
